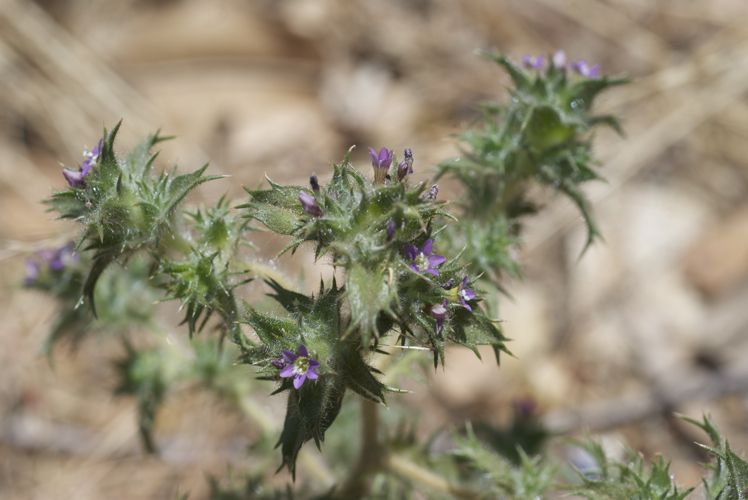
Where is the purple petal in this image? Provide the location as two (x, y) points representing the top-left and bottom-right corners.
(62, 168), (85, 187)
(271, 358), (285, 369)
(91, 138), (103, 157)
(552, 50), (566, 69)
(299, 191), (322, 216)
(297, 344), (309, 357)
(282, 350), (297, 363)
(368, 147), (379, 166)
(431, 303), (447, 317)
(588, 64), (601, 78)
(293, 374), (306, 389)
(424, 268), (440, 276)
(386, 220), (396, 241)
(461, 301), (473, 312)
(421, 239), (433, 256)
(462, 289), (477, 301)
(280, 365), (295, 378)
(24, 260), (39, 285)
(409, 263), (420, 273)
(306, 366), (319, 380)
(428, 254), (446, 267)
(380, 148), (393, 168)
(404, 245), (418, 261)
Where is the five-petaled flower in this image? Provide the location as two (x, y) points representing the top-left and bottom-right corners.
(405, 239), (446, 276)
(456, 276), (477, 311)
(63, 138), (103, 188)
(299, 191), (323, 217)
(275, 344), (320, 389)
(368, 147), (393, 184)
(431, 300), (448, 334)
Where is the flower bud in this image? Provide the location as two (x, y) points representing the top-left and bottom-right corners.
(299, 191), (322, 217)
(397, 148), (414, 181)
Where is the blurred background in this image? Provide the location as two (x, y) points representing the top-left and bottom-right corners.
(2, 0), (748, 498)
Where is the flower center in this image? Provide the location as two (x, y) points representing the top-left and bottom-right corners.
(294, 356), (310, 375)
(416, 253), (429, 271)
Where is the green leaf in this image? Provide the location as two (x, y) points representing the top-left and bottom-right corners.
(242, 179), (305, 235)
(334, 343), (386, 404)
(525, 105), (574, 152)
(276, 375), (346, 478)
(345, 264), (394, 343)
(245, 308), (299, 347)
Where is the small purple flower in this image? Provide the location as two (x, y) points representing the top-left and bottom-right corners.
(63, 138), (103, 187)
(276, 344), (320, 390)
(405, 239), (446, 276)
(23, 242), (77, 286)
(23, 260), (40, 286)
(299, 191), (322, 217)
(309, 175), (320, 194)
(522, 55), (545, 70)
(571, 60), (601, 78)
(456, 276), (477, 311)
(368, 147), (393, 184)
(397, 148), (414, 181)
(424, 184), (439, 201)
(80, 138), (103, 175)
(386, 219), (396, 241)
(552, 50), (567, 69)
(431, 300), (448, 334)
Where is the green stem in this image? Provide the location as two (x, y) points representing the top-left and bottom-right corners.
(386, 454), (481, 499)
(334, 399), (382, 498)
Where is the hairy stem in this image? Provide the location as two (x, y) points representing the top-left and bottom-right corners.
(334, 398), (382, 498)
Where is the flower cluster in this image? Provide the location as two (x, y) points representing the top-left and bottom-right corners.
(62, 138), (103, 187)
(522, 50), (601, 78)
(24, 242), (77, 285)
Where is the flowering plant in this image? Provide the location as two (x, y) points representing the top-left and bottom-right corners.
(26, 53), (748, 498)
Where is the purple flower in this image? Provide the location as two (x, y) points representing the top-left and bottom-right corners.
(456, 276), (477, 311)
(552, 50), (567, 69)
(405, 239), (446, 276)
(23, 260), (40, 286)
(386, 219), (396, 241)
(424, 184), (439, 201)
(299, 191), (322, 217)
(368, 147), (393, 184)
(431, 300), (448, 334)
(63, 138), (103, 187)
(397, 148), (414, 181)
(275, 344), (320, 389)
(522, 55), (545, 70)
(571, 60), (601, 78)
(23, 242), (77, 285)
